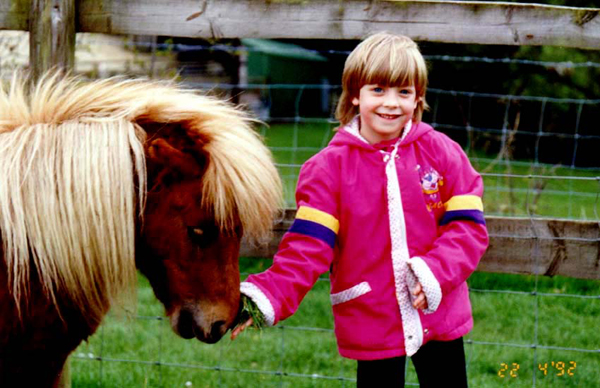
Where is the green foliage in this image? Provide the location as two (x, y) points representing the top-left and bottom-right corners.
(236, 295), (266, 330)
(509, 45), (600, 99)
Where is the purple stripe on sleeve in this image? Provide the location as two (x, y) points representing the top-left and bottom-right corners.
(440, 210), (486, 226)
(289, 219), (336, 248)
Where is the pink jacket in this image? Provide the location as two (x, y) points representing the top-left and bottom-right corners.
(242, 118), (489, 360)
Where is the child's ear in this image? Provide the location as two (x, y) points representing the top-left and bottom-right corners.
(413, 97), (420, 109)
(352, 97), (359, 106)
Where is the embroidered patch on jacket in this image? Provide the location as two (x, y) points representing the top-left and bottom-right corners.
(417, 165), (444, 211)
(440, 195), (485, 225)
(289, 206), (339, 248)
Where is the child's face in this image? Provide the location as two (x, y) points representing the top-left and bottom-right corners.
(352, 84), (419, 144)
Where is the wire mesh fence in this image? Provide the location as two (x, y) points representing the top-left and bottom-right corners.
(70, 269), (600, 387)
(1, 31), (598, 387)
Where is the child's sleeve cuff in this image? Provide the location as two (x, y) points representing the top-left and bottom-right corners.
(408, 257), (442, 314)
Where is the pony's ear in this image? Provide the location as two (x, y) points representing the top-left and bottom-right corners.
(146, 138), (206, 183)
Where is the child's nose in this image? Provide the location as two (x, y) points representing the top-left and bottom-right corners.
(383, 92), (400, 107)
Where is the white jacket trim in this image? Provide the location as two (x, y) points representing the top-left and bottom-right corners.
(240, 281), (276, 327)
(330, 281), (372, 306)
(384, 120), (424, 357)
(408, 256), (443, 314)
(344, 117), (430, 356)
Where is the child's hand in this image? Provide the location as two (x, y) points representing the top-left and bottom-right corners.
(412, 282), (429, 310)
(231, 294), (266, 340)
(230, 317), (253, 340)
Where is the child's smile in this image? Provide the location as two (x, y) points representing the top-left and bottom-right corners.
(378, 113), (401, 120)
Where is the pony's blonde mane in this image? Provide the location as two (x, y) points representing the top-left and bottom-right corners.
(0, 73), (282, 321)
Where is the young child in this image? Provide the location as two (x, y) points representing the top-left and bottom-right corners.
(232, 32), (488, 387)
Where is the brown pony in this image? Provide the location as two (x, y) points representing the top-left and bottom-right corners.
(0, 73), (282, 387)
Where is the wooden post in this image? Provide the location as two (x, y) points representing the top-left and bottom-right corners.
(29, 0), (76, 82)
(29, 3), (77, 387)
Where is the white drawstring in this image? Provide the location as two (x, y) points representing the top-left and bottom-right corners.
(384, 135), (424, 357)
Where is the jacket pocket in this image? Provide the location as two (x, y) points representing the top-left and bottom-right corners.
(330, 281), (372, 306)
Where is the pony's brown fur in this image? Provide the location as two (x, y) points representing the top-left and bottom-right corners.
(0, 73), (282, 325)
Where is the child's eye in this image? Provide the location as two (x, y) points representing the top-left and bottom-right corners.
(400, 89), (411, 95)
(373, 87), (384, 93)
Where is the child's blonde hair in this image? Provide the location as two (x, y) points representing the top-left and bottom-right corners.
(335, 32), (429, 125)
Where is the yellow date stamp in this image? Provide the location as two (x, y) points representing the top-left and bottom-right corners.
(498, 361), (577, 378)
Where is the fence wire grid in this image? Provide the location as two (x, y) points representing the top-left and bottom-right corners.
(1, 32), (598, 387)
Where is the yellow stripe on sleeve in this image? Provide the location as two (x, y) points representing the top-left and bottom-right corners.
(295, 206), (340, 234)
(444, 195), (484, 212)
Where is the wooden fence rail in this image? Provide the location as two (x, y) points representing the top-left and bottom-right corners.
(240, 209), (600, 280)
(1, 1), (600, 49)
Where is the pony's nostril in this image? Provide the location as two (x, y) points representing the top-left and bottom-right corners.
(210, 320), (227, 340)
(177, 309), (195, 339)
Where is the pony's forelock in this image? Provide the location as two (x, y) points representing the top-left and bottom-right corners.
(0, 74), (282, 320)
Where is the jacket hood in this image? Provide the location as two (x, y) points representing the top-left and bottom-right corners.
(330, 116), (433, 151)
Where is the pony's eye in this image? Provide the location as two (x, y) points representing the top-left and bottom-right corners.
(187, 225), (216, 247)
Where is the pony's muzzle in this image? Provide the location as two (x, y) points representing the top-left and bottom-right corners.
(171, 303), (231, 344)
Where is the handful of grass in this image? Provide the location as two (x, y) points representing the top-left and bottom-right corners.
(236, 294), (266, 330)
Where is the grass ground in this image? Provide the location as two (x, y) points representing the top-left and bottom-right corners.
(71, 261), (599, 387)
